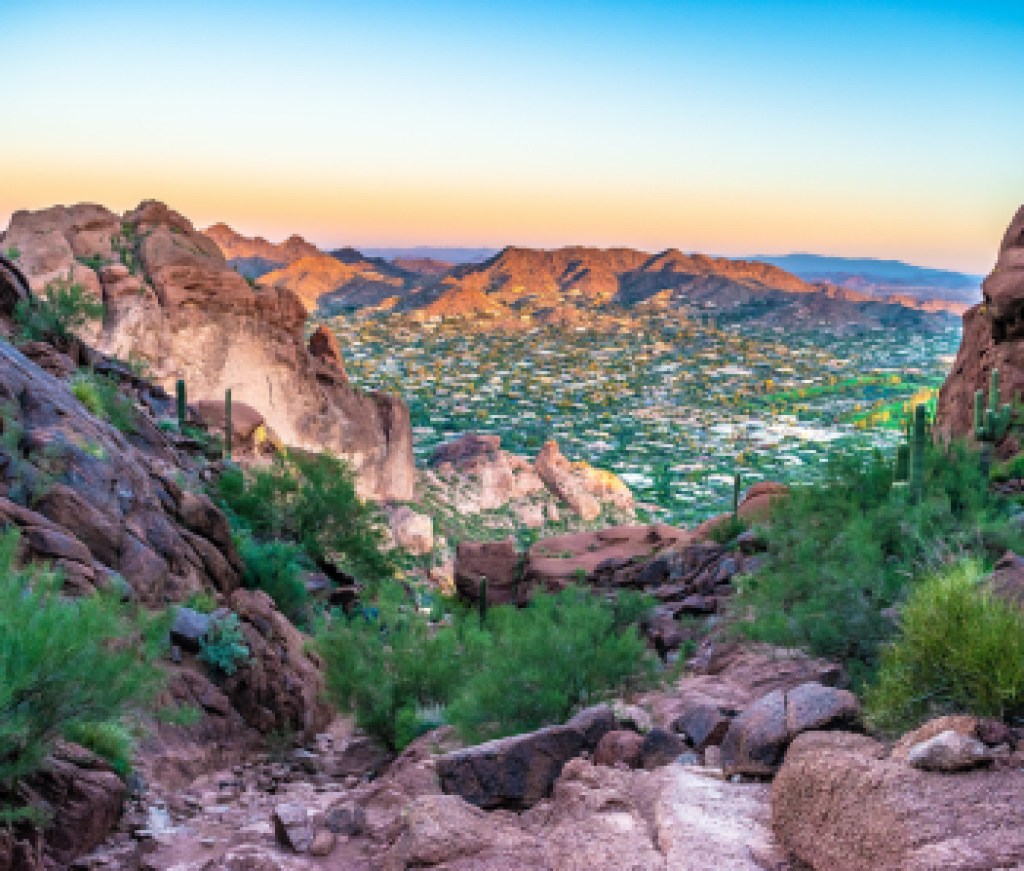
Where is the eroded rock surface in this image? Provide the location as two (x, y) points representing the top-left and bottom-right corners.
(2, 201), (414, 500)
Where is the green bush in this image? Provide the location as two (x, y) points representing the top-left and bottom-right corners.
(70, 371), (136, 433)
(316, 583), (657, 750)
(317, 583), (464, 750)
(4, 246), (19, 261)
(215, 452), (393, 585)
(446, 587), (658, 743)
(198, 613), (250, 676)
(866, 560), (1024, 733)
(13, 278), (104, 342)
(0, 530), (165, 794)
(235, 529), (310, 625)
(184, 591), (217, 614)
(733, 443), (1024, 685)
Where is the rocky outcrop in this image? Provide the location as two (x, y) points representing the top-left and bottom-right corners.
(0, 341), (241, 602)
(386, 505), (434, 556)
(534, 440), (634, 521)
(937, 205), (1024, 440)
(425, 433), (634, 523)
(772, 727), (1024, 870)
(2, 201), (414, 500)
(4, 743), (126, 870)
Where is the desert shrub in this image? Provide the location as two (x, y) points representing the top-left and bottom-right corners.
(0, 530), (165, 794)
(708, 514), (748, 545)
(316, 583), (658, 750)
(446, 587), (658, 742)
(734, 442), (1024, 685)
(865, 560), (1024, 733)
(215, 452), (393, 585)
(64, 721), (134, 778)
(13, 277), (104, 342)
(198, 613), (250, 676)
(4, 246), (20, 261)
(70, 371), (136, 433)
(235, 529), (310, 625)
(317, 582), (465, 750)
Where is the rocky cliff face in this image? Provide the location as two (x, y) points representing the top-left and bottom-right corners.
(1, 201), (414, 500)
(936, 206), (1024, 440)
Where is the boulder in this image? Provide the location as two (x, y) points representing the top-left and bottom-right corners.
(721, 682), (862, 777)
(773, 729), (1024, 870)
(674, 704), (732, 751)
(906, 730), (993, 772)
(720, 689), (789, 777)
(435, 707), (613, 809)
(170, 606), (212, 652)
(387, 506), (433, 556)
(784, 681), (861, 734)
(594, 730), (645, 768)
(454, 538), (522, 605)
(16, 743), (126, 868)
(272, 803), (313, 853)
(640, 728), (688, 769)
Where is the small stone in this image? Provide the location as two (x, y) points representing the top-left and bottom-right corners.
(641, 728), (688, 770)
(272, 803), (314, 852)
(309, 829), (337, 857)
(675, 705), (732, 751)
(907, 730), (993, 772)
(612, 702), (652, 734)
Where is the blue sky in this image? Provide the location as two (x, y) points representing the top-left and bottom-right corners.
(1, 0), (1021, 271)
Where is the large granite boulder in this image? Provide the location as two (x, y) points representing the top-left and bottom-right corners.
(2, 201), (414, 500)
(773, 728), (1024, 870)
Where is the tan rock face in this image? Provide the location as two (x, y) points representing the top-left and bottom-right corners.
(2, 201), (414, 500)
(937, 205), (1024, 440)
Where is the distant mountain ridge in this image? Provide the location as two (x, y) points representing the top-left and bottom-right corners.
(752, 253), (981, 306)
(200, 225), (962, 329)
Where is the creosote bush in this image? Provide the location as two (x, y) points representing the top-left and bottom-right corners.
(865, 560), (1024, 734)
(0, 530), (165, 802)
(316, 583), (657, 751)
(13, 277), (104, 342)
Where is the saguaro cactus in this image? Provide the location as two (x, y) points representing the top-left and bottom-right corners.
(908, 404), (927, 502)
(975, 368), (1011, 443)
(176, 379), (186, 429)
(224, 388), (233, 460)
(732, 471), (742, 520)
(478, 577), (488, 626)
(894, 443), (910, 483)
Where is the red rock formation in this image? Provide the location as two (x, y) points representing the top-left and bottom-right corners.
(937, 205), (1024, 441)
(2, 201), (414, 500)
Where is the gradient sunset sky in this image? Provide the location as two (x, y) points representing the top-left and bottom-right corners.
(2, 0), (1022, 272)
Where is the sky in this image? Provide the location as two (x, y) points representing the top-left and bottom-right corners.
(1, 0), (1022, 273)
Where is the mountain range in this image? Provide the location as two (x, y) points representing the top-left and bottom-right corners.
(201, 225), (965, 331)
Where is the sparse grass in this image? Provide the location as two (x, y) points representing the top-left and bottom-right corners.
(70, 371), (136, 433)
